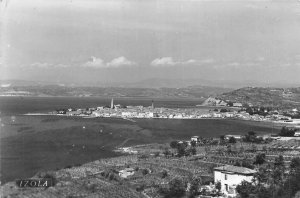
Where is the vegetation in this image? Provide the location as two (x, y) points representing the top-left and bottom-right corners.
(189, 177), (202, 197)
(237, 157), (300, 198)
(279, 126), (296, 137)
(166, 177), (187, 198)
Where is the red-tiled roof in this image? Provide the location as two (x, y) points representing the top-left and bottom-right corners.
(214, 165), (257, 174)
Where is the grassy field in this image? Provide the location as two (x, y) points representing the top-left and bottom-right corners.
(0, 115), (280, 183)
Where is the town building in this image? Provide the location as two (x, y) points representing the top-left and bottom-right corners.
(233, 103), (243, 107)
(224, 135), (242, 140)
(214, 165), (257, 197)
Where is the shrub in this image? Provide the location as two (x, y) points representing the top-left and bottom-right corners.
(154, 151), (160, 157)
(161, 170), (168, 178)
(189, 177), (202, 197)
(168, 177), (187, 197)
(170, 141), (179, 149)
(142, 169), (149, 175)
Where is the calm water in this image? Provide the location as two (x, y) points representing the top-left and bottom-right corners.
(0, 97), (278, 183)
(0, 96), (204, 115)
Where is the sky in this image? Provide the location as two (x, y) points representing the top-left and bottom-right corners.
(0, 0), (300, 86)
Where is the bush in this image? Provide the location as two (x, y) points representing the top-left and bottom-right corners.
(189, 177), (202, 197)
(142, 169), (149, 175)
(163, 148), (171, 157)
(161, 170), (168, 178)
(228, 137), (236, 143)
(170, 141), (179, 149)
(136, 184), (145, 192)
(168, 177), (187, 198)
(85, 183), (97, 193)
(177, 144), (186, 157)
(139, 154), (149, 159)
(154, 151), (160, 157)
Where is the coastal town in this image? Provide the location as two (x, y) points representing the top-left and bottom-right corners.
(51, 98), (300, 125)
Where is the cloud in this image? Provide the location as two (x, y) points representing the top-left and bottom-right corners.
(150, 57), (199, 66)
(256, 57), (265, 61)
(199, 58), (215, 64)
(82, 57), (106, 68)
(20, 62), (70, 69)
(82, 56), (136, 68)
(107, 56), (136, 67)
(227, 62), (240, 67)
(151, 57), (177, 66)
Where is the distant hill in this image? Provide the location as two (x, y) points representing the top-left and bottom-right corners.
(218, 87), (300, 109)
(0, 85), (232, 98)
(3, 78), (298, 89)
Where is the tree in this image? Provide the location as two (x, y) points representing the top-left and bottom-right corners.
(189, 177), (202, 197)
(279, 127), (296, 137)
(219, 135), (225, 145)
(170, 141), (179, 149)
(154, 151), (160, 157)
(244, 131), (257, 142)
(168, 178), (187, 198)
(236, 181), (256, 198)
(227, 101), (233, 107)
(163, 148), (171, 157)
(161, 170), (168, 178)
(274, 155), (284, 167)
(182, 141), (188, 148)
(290, 157), (300, 172)
(215, 181), (221, 192)
(142, 169), (149, 175)
(177, 144), (186, 157)
(220, 108), (228, 113)
(228, 136), (236, 144)
(191, 140), (197, 147)
(254, 153), (266, 165)
(254, 167), (269, 185)
(190, 147), (196, 155)
(241, 158), (254, 169)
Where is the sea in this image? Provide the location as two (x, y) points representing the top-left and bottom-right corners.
(0, 96), (279, 184)
(0, 96), (204, 116)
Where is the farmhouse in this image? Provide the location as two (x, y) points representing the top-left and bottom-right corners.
(118, 168), (135, 178)
(214, 165), (256, 197)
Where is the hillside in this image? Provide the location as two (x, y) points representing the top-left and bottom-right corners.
(0, 85), (232, 98)
(218, 87), (300, 109)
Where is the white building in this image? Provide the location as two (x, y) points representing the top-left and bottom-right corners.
(191, 136), (200, 142)
(233, 103), (243, 107)
(118, 168), (135, 178)
(214, 165), (256, 197)
(224, 135), (242, 140)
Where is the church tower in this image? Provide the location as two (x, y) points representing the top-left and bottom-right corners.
(111, 98), (114, 109)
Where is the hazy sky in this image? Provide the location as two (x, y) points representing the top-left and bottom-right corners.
(1, 0), (300, 85)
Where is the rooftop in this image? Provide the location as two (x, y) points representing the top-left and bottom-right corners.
(214, 165), (257, 175)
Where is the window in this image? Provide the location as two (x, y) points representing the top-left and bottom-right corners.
(225, 174), (228, 180)
(225, 184), (228, 191)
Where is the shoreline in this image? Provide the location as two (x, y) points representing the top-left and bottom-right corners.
(22, 113), (300, 125)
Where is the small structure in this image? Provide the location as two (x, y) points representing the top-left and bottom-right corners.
(294, 131), (300, 137)
(214, 165), (257, 197)
(224, 135), (242, 140)
(118, 168), (135, 178)
(233, 103), (243, 107)
(191, 136), (200, 142)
